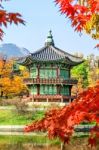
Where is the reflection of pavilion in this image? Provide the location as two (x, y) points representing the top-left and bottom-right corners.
(19, 31), (83, 102)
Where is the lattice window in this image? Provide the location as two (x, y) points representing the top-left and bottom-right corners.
(40, 68), (57, 78)
(60, 69), (69, 79)
(61, 86), (69, 95)
(30, 85), (37, 95)
(52, 69), (56, 78)
(40, 85), (57, 95)
(45, 85), (48, 94)
(40, 69), (45, 78)
(30, 68), (37, 78)
(52, 85), (57, 94)
(40, 85), (45, 94)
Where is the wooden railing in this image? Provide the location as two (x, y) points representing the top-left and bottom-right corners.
(27, 94), (77, 102)
(23, 78), (78, 85)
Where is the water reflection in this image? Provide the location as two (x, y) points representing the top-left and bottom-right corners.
(0, 143), (60, 150)
(0, 138), (98, 150)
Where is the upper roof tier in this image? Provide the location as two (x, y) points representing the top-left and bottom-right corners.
(18, 31), (84, 66)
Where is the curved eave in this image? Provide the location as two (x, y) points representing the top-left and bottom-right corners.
(18, 56), (84, 67)
(70, 60), (84, 67)
(18, 56), (33, 66)
(54, 46), (83, 63)
(62, 57), (84, 66)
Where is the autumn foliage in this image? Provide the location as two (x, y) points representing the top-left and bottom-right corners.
(55, 0), (99, 32)
(0, 0), (24, 40)
(55, 0), (99, 49)
(25, 81), (99, 146)
(0, 58), (28, 98)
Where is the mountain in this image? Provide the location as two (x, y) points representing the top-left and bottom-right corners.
(0, 43), (30, 59)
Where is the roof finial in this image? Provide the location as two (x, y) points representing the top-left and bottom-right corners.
(45, 30), (55, 46)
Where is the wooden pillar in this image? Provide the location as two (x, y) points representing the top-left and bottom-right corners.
(32, 95), (34, 102)
(69, 69), (70, 78)
(57, 85), (59, 95)
(57, 68), (58, 78)
(57, 67), (60, 78)
(47, 98), (49, 103)
(57, 85), (61, 95)
(37, 66), (40, 78)
(59, 85), (61, 95)
(37, 85), (40, 95)
(69, 85), (72, 96)
(61, 98), (63, 103)
(69, 98), (72, 103)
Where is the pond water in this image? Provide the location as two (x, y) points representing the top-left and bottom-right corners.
(0, 141), (98, 150)
(0, 135), (61, 150)
(0, 136), (98, 150)
(0, 143), (61, 150)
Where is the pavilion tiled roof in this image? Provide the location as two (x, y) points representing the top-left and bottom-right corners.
(18, 31), (83, 66)
(31, 45), (83, 63)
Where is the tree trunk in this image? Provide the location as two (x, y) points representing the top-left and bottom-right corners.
(61, 143), (65, 150)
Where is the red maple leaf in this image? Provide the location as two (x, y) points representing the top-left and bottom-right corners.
(24, 82), (99, 145)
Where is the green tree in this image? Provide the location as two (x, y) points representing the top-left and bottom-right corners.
(71, 61), (89, 89)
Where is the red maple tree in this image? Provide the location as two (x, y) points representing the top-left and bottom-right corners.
(55, 0), (99, 32)
(0, 0), (24, 40)
(55, 0), (99, 48)
(25, 81), (99, 147)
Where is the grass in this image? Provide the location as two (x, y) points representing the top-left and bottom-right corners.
(0, 109), (45, 125)
(0, 108), (96, 126)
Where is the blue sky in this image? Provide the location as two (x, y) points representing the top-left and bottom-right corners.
(1, 0), (99, 57)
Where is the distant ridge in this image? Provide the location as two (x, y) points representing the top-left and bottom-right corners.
(0, 43), (30, 59)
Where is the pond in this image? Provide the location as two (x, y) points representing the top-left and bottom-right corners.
(0, 135), (60, 150)
(0, 143), (61, 150)
(0, 135), (98, 150)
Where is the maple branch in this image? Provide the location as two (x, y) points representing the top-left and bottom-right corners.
(0, 0), (25, 40)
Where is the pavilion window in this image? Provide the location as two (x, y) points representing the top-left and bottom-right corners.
(44, 69), (51, 78)
(44, 69), (47, 78)
(52, 69), (57, 78)
(40, 68), (57, 78)
(60, 69), (69, 79)
(46, 69), (49, 78)
(64, 86), (69, 95)
(45, 85), (48, 94)
(61, 86), (69, 95)
(48, 69), (52, 78)
(49, 85), (53, 95)
(40, 85), (45, 94)
(30, 85), (37, 95)
(52, 85), (57, 94)
(40, 69), (45, 78)
(40, 85), (57, 95)
(30, 68), (37, 78)
(52, 86), (54, 95)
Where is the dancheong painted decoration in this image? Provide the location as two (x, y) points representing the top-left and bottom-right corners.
(18, 31), (83, 102)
